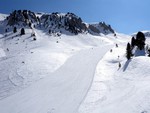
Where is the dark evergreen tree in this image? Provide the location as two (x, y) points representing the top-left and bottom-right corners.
(49, 29), (51, 34)
(148, 49), (150, 57)
(6, 16), (9, 20)
(5, 29), (7, 33)
(13, 27), (17, 33)
(33, 37), (36, 41)
(126, 43), (132, 60)
(136, 31), (145, 50)
(20, 28), (25, 35)
(131, 36), (136, 48)
(29, 22), (32, 28)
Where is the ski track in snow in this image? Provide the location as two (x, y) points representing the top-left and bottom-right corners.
(0, 44), (112, 113)
(1, 12), (150, 113)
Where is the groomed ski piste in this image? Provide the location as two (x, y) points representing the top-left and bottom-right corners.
(0, 13), (150, 113)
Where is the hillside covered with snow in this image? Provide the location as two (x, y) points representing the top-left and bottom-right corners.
(0, 10), (150, 113)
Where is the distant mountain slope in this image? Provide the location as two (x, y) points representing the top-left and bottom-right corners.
(88, 22), (115, 35)
(142, 31), (150, 37)
(132, 31), (150, 38)
(0, 13), (8, 21)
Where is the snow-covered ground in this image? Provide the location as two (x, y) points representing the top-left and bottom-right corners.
(0, 13), (7, 21)
(79, 34), (150, 113)
(0, 17), (114, 113)
(1, 12), (150, 113)
(0, 44), (112, 113)
(0, 26), (113, 99)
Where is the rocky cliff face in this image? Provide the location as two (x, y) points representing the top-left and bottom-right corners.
(6, 10), (39, 27)
(40, 12), (87, 35)
(143, 31), (150, 37)
(4, 10), (115, 35)
(88, 22), (114, 35)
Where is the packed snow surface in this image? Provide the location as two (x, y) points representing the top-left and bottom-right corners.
(0, 44), (112, 113)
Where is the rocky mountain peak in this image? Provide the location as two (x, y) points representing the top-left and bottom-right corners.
(6, 10), (39, 27)
(3, 10), (115, 35)
(40, 12), (87, 35)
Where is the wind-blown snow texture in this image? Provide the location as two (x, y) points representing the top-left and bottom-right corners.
(0, 11), (150, 113)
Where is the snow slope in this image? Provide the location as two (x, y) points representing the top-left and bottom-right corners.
(0, 44), (112, 113)
(0, 13), (7, 21)
(1, 11), (150, 113)
(0, 25), (113, 99)
(0, 13), (114, 113)
(79, 34), (150, 113)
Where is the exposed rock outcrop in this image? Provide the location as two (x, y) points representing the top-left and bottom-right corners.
(40, 12), (87, 35)
(88, 22), (114, 35)
(6, 10), (39, 27)
(4, 10), (115, 35)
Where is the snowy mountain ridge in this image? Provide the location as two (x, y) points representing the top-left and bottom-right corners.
(0, 10), (150, 113)
(1, 10), (115, 35)
(132, 31), (150, 38)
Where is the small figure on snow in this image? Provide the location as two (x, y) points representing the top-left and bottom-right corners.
(118, 62), (121, 68)
(110, 49), (112, 52)
(6, 48), (9, 51)
(116, 44), (118, 48)
(31, 32), (36, 37)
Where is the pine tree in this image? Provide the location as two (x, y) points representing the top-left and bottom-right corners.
(131, 36), (136, 48)
(126, 43), (132, 60)
(20, 28), (25, 35)
(33, 37), (36, 41)
(13, 27), (17, 33)
(29, 22), (32, 28)
(148, 49), (150, 57)
(49, 29), (51, 34)
(5, 29), (7, 33)
(136, 31), (145, 50)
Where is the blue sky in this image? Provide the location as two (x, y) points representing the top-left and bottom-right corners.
(0, 0), (149, 34)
